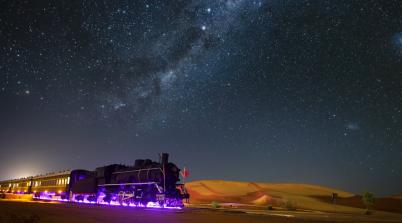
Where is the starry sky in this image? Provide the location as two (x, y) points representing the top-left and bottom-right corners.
(0, 0), (401, 196)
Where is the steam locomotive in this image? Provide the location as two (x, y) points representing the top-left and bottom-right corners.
(0, 153), (189, 208)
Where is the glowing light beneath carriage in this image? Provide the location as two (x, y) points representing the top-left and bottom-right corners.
(35, 194), (182, 210)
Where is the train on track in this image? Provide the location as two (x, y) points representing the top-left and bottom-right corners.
(0, 153), (189, 208)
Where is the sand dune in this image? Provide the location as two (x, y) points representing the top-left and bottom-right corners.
(186, 180), (402, 214)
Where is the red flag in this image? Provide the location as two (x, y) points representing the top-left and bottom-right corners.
(181, 167), (189, 178)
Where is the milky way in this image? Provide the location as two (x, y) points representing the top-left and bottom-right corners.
(0, 0), (401, 195)
(88, 0), (264, 129)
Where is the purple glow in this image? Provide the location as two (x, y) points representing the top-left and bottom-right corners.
(34, 193), (182, 209)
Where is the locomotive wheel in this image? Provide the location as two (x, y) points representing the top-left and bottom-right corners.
(118, 191), (125, 205)
(126, 192), (135, 205)
(103, 193), (112, 204)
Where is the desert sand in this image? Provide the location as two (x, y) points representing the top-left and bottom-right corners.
(1, 199), (402, 223)
(186, 180), (402, 214)
(1, 180), (402, 223)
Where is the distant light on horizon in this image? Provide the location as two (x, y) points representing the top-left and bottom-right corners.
(5, 169), (39, 180)
(1, 153), (50, 180)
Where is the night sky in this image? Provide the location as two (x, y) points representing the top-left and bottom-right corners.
(0, 0), (401, 196)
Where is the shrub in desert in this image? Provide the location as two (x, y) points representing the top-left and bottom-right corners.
(266, 204), (274, 210)
(281, 200), (297, 211)
(362, 191), (375, 215)
(211, 201), (221, 208)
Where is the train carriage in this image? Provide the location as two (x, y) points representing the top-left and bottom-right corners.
(31, 171), (71, 200)
(0, 178), (32, 194)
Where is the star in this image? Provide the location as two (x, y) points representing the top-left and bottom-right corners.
(346, 123), (360, 131)
(328, 113), (336, 120)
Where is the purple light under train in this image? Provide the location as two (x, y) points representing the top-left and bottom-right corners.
(35, 193), (182, 210)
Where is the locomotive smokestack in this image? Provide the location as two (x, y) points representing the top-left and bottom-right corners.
(161, 153), (169, 164)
